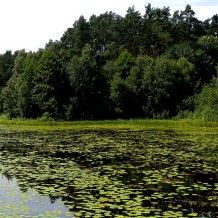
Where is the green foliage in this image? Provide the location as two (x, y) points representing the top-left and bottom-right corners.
(0, 50), (17, 87)
(110, 72), (140, 117)
(193, 77), (218, 121)
(2, 70), (35, 119)
(121, 6), (143, 56)
(67, 47), (109, 119)
(2, 73), (21, 118)
(2, 49), (70, 119)
(198, 35), (218, 52)
(177, 57), (195, 80)
(0, 4), (218, 120)
(14, 51), (40, 118)
(109, 54), (197, 119)
(194, 35), (218, 84)
(163, 42), (195, 61)
(141, 57), (196, 117)
(114, 50), (135, 77)
(142, 4), (172, 56)
(110, 52), (144, 117)
(31, 49), (69, 119)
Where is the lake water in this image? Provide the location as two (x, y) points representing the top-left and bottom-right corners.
(0, 175), (72, 217)
(0, 128), (217, 217)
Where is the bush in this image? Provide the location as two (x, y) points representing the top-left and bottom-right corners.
(193, 77), (218, 121)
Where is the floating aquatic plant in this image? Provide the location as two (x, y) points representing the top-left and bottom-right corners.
(0, 128), (217, 217)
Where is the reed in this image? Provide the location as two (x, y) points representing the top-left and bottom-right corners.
(0, 116), (217, 132)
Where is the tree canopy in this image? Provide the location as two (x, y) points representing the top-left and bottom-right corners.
(0, 4), (217, 121)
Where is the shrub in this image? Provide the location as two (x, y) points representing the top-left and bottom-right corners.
(193, 77), (218, 121)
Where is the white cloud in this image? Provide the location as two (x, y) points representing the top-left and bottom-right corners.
(0, 0), (217, 53)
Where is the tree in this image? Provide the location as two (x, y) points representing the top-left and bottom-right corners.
(109, 50), (136, 117)
(89, 12), (117, 54)
(198, 35), (218, 61)
(142, 4), (172, 56)
(141, 57), (196, 117)
(72, 16), (91, 54)
(171, 5), (202, 42)
(60, 16), (90, 60)
(163, 42), (196, 62)
(0, 50), (17, 87)
(67, 46), (109, 119)
(30, 48), (69, 119)
(2, 73), (21, 118)
(1, 4), (218, 120)
(13, 49), (28, 74)
(209, 14), (218, 36)
(180, 4), (196, 37)
(109, 54), (152, 118)
(196, 35), (218, 83)
(193, 77), (218, 121)
(1, 50), (34, 118)
(15, 51), (42, 118)
(120, 6), (143, 56)
(114, 50), (135, 78)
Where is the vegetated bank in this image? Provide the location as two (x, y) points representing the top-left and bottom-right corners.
(0, 117), (217, 132)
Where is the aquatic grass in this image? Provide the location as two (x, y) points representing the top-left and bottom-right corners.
(0, 117), (217, 132)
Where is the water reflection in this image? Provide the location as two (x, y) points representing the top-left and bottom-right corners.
(0, 175), (73, 217)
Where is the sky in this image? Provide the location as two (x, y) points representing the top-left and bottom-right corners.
(0, 0), (217, 53)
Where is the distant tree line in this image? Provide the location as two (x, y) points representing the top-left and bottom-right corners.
(0, 4), (217, 121)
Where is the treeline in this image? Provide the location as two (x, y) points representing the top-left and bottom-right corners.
(0, 4), (217, 121)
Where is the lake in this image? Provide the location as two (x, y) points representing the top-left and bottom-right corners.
(0, 127), (217, 217)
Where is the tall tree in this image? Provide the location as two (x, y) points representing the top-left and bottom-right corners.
(109, 50), (137, 117)
(60, 16), (90, 60)
(2, 73), (20, 118)
(89, 12), (117, 55)
(172, 5), (202, 42)
(121, 6), (143, 56)
(196, 35), (218, 84)
(0, 50), (17, 87)
(208, 14), (218, 36)
(30, 48), (69, 119)
(67, 46), (109, 119)
(142, 4), (172, 56)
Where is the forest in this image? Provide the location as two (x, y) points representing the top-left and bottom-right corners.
(0, 4), (217, 121)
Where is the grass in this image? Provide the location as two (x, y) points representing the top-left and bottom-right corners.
(0, 116), (217, 132)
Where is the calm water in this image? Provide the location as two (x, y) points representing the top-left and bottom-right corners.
(0, 175), (73, 217)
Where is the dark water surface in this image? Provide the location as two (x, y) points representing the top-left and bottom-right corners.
(0, 128), (217, 217)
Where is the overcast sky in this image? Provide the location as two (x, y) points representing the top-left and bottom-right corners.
(0, 0), (217, 53)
